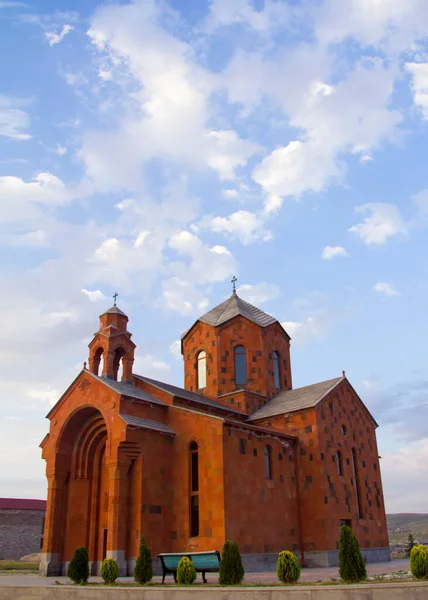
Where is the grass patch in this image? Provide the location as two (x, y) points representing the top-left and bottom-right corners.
(0, 560), (39, 572)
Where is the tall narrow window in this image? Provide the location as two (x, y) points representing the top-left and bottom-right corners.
(189, 442), (199, 537)
(264, 445), (272, 480)
(273, 351), (281, 389)
(234, 346), (247, 385)
(352, 448), (363, 519)
(336, 451), (343, 476)
(197, 351), (206, 389)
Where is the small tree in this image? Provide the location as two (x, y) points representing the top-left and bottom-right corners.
(177, 556), (197, 585)
(338, 525), (366, 583)
(100, 558), (119, 584)
(67, 546), (89, 584)
(276, 550), (301, 584)
(410, 545), (428, 580)
(406, 534), (416, 558)
(218, 538), (244, 585)
(134, 536), (153, 584)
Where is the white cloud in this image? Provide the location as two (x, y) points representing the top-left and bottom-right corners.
(81, 1), (258, 188)
(349, 203), (408, 245)
(205, 0), (290, 33)
(0, 95), (31, 141)
(56, 144), (67, 155)
(406, 62), (428, 120)
(0, 229), (48, 247)
(133, 354), (170, 379)
(81, 289), (107, 303)
(169, 340), (182, 360)
(373, 282), (400, 297)
(27, 387), (59, 407)
(199, 210), (272, 245)
(237, 282), (280, 304)
(162, 277), (209, 316)
(45, 24), (74, 46)
(321, 246), (349, 260)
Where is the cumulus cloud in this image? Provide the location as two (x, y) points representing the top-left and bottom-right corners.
(169, 340), (182, 360)
(321, 246), (349, 260)
(45, 24), (74, 46)
(349, 203), (408, 245)
(133, 354), (170, 379)
(205, 0), (290, 33)
(198, 210), (272, 245)
(237, 282), (280, 304)
(81, 289), (107, 303)
(373, 282), (400, 297)
(162, 277), (209, 316)
(406, 62), (428, 120)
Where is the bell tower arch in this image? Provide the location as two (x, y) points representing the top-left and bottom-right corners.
(88, 296), (136, 383)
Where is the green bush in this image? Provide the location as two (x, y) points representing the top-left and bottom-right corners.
(100, 558), (119, 584)
(218, 538), (245, 585)
(134, 536), (153, 584)
(410, 544), (428, 580)
(338, 525), (366, 583)
(276, 550), (301, 584)
(177, 556), (196, 585)
(67, 546), (89, 584)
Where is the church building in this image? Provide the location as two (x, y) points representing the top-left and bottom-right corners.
(40, 288), (389, 576)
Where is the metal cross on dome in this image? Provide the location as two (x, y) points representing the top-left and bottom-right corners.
(231, 276), (237, 293)
(113, 292), (119, 306)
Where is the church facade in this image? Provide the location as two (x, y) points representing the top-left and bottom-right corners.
(40, 291), (389, 576)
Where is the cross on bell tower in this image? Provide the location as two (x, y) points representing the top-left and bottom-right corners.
(231, 275), (238, 294)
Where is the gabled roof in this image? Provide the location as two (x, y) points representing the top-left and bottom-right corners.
(86, 371), (166, 407)
(248, 377), (343, 422)
(182, 292), (287, 339)
(134, 374), (244, 416)
(119, 414), (175, 436)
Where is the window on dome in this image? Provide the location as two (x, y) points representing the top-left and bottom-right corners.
(197, 351), (206, 389)
(273, 351), (281, 389)
(234, 346), (247, 385)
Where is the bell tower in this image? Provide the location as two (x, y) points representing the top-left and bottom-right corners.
(88, 294), (136, 383)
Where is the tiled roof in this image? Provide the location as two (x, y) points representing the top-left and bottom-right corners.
(100, 304), (127, 316)
(134, 375), (243, 415)
(119, 414), (175, 435)
(0, 498), (46, 511)
(248, 377), (343, 421)
(197, 292), (278, 329)
(86, 371), (167, 407)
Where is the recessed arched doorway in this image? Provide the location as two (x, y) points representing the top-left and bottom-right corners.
(56, 407), (110, 573)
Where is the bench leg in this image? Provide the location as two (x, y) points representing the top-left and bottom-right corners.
(162, 573), (165, 584)
(173, 572), (177, 583)
(202, 571), (207, 584)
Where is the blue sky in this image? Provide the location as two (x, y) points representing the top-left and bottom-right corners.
(1, 0), (428, 512)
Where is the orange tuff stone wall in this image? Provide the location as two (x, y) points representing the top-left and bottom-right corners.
(182, 317), (291, 414)
(315, 381), (389, 551)
(222, 427), (300, 554)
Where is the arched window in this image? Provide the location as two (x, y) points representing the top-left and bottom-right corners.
(113, 347), (126, 381)
(234, 346), (247, 385)
(264, 445), (272, 480)
(336, 451), (343, 476)
(273, 351), (280, 389)
(92, 347), (104, 376)
(189, 442), (199, 537)
(197, 351), (206, 389)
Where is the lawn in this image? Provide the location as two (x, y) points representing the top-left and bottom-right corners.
(0, 560), (39, 573)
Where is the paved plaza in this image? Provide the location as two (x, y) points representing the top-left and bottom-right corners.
(0, 559), (410, 587)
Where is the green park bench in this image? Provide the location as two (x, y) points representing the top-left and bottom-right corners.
(158, 550), (221, 584)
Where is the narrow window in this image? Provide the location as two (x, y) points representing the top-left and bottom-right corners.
(190, 442), (199, 537)
(336, 451), (343, 476)
(234, 346), (247, 384)
(264, 445), (272, 480)
(341, 425), (347, 436)
(197, 351), (206, 389)
(352, 448), (363, 519)
(273, 351), (281, 389)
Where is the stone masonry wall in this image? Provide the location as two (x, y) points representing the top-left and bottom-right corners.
(0, 509), (45, 559)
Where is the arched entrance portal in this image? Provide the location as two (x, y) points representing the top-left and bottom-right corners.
(59, 408), (109, 571)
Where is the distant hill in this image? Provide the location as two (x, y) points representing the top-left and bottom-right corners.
(387, 513), (428, 543)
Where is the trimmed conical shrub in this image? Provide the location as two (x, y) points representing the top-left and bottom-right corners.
(134, 536), (153, 584)
(218, 538), (244, 585)
(410, 544), (428, 579)
(276, 550), (301, 584)
(338, 525), (366, 583)
(67, 546), (89, 584)
(100, 558), (119, 584)
(177, 556), (196, 584)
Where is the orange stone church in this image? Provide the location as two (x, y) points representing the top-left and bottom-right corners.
(40, 289), (389, 576)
